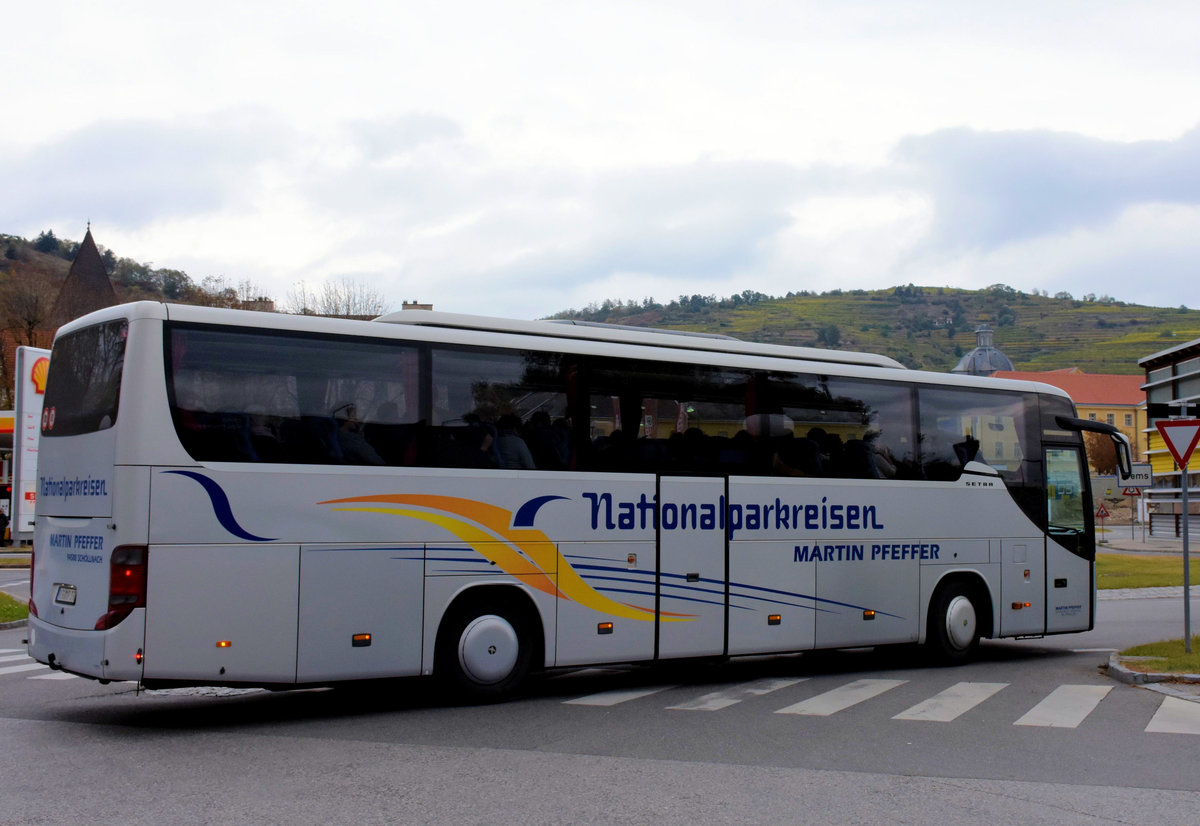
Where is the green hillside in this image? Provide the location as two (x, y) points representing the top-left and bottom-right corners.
(551, 285), (1200, 373)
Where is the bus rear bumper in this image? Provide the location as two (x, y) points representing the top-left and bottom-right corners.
(28, 610), (145, 683)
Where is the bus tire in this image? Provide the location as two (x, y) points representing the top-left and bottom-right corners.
(436, 598), (534, 701)
(928, 581), (981, 662)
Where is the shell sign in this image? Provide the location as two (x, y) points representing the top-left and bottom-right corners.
(31, 357), (49, 394)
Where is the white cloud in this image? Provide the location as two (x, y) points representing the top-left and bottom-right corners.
(6, 2), (1200, 319)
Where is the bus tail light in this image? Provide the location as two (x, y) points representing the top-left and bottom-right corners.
(95, 545), (147, 630)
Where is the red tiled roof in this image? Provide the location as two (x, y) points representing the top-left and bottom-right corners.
(992, 370), (1144, 406)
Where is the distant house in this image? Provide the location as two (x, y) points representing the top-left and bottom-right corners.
(991, 368), (1147, 469)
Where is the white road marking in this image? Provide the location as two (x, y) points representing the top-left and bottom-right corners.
(668, 678), (807, 711)
(775, 678), (907, 716)
(0, 662), (48, 677)
(893, 682), (1009, 722)
(1014, 684), (1112, 728)
(1145, 696), (1200, 735)
(29, 671), (78, 681)
(0, 654), (32, 664)
(565, 685), (677, 706)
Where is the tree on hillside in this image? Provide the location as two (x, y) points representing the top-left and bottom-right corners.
(33, 230), (61, 255)
(0, 270), (58, 346)
(816, 324), (841, 348)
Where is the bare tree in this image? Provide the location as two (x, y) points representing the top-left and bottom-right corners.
(0, 270), (59, 408)
(1, 269), (59, 346)
(283, 277), (390, 318)
(283, 281), (317, 315)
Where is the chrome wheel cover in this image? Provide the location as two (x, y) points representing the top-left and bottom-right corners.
(945, 595), (977, 651)
(458, 614), (519, 685)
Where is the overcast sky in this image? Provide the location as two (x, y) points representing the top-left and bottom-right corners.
(5, 1), (1200, 319)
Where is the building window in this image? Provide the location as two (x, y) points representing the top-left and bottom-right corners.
(1088, 413), (1097, 421)
(1106, 413), (1115, 425)
(1125, 413), (1133, 427)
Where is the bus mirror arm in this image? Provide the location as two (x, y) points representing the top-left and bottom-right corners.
(1054, 415), (1133, 479)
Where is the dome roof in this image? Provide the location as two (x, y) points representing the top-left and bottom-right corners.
(951, 324), (1013, 376)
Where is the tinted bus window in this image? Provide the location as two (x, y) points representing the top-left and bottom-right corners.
(585, 359), (750, 474)
(917, 387), (1034, 483)
(428, 347), (570, 469)
(166, 324), (419, 465)
(768, 374), (919, 480)
(42, 320), (128, 437)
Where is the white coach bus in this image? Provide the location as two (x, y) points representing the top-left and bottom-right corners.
(28, 301), (1130, 698)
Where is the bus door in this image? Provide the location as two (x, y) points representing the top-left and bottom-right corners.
(656, 476), (728, 659)
(1043, 445), (1094, 633)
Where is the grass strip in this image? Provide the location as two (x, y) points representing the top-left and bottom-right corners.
(0, 591), (28, 623)
(1096, 552), (1200, 590)
(1119, 638), (1200, 674)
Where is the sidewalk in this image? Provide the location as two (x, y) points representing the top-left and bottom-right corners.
(1098, 530), (1195, 555)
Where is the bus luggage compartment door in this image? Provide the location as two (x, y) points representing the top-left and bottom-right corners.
(143, 544), (300, 684)
(656, 476), (728, 660)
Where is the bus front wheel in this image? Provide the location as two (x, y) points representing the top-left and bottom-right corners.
(437, 600), (534, 700)
(929, 582), (980, 662)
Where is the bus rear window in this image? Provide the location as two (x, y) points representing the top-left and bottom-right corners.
(42, 320), (128, 437)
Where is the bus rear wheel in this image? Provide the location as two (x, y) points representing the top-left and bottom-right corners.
(437, 600), (534, 701)
(928, 582), (980, 662)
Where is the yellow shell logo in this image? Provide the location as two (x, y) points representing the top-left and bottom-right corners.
(31, 357), (50, 394)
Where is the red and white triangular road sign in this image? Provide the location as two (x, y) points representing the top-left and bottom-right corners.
(1096, 503), (1110, 519)
(1156, 418), (1200, 469)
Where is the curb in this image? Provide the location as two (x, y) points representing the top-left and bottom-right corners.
(1107, 653), (1200, 697)
(0, 619), (29, 630)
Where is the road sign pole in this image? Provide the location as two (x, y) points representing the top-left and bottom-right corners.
(1156, 419), (1200, 654)
(1183, 462), (1191, 654)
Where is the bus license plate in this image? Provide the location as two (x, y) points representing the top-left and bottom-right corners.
(54, 584), (77, 606)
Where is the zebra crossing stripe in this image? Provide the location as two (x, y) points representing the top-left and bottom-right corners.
(1145, 696), (1200, 735)
(775, 678), (907, 716)
(0, 648), (24, 655)
(0, 662), (48, 677)
(29, 671), (78, 681)
(668, 678), (807, 711)
(0, 654), (32, 664)
(893, 681), (1009, 722)
(1014, 684), (1111, 728)
(565, 685), (677, 706)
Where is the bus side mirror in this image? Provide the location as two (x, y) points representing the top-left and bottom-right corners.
(1111, 432), (1132, 480)
(1054, 414), (1132, 478)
